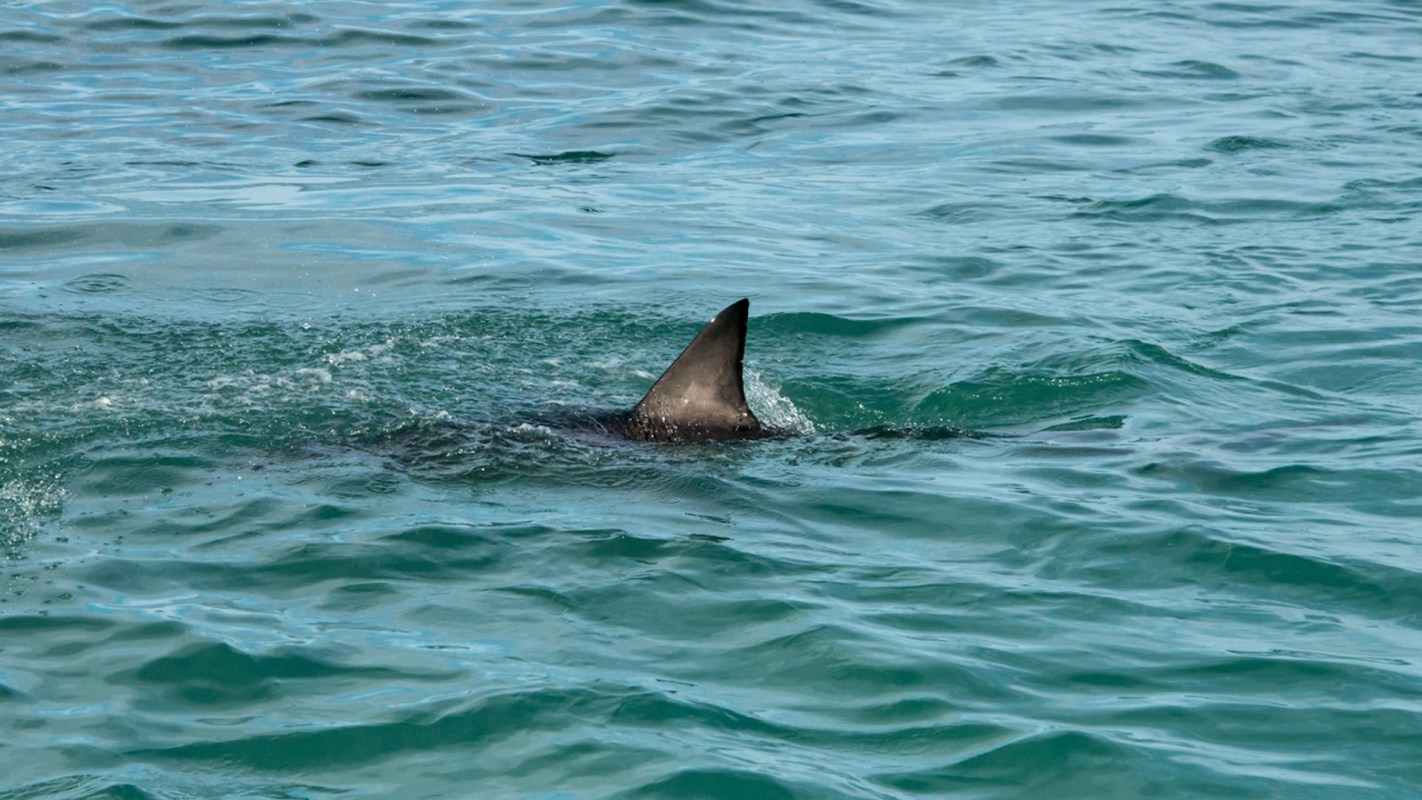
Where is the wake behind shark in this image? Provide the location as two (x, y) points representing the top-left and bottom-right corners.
(613, 298), (783, 442)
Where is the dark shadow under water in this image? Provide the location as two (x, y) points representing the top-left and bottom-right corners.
(329, 410), (1002, 487)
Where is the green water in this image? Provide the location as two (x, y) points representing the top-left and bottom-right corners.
(3, 1), (1422, 798)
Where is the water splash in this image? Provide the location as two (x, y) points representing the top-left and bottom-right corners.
(0, 469), (65, 552)
(745, 368), (816, 436)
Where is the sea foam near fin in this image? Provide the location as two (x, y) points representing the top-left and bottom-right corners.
(746, 368), (816, 436)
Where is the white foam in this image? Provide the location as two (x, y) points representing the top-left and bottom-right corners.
(745, 368), (816, 435)
(507, 422), (557, 442)
(0, 473), (65, 548)
(325, 338), (395, 366)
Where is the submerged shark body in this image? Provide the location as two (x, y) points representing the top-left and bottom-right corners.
(614, 298), (777, 443)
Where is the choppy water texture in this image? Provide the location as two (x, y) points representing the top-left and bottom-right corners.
(3, 1), (1422, 797)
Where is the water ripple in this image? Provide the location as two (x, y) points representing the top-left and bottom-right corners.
(4, 1), (1422, 797)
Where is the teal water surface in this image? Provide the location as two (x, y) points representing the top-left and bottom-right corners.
(3, 1), (1422, 798)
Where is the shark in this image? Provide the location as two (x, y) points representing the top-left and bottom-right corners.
(614, 298), (780, 442)
(366, 297), (976, 469)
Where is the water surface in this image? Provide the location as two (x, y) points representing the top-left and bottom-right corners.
(3, 1), (1421, 798)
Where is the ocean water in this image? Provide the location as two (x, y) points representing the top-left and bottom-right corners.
(3, 0), (1421, 797)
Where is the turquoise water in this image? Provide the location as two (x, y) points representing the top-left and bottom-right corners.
(3, 1), (1421, 797)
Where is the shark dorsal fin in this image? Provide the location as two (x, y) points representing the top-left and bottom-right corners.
(626, 298), (762, 442)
